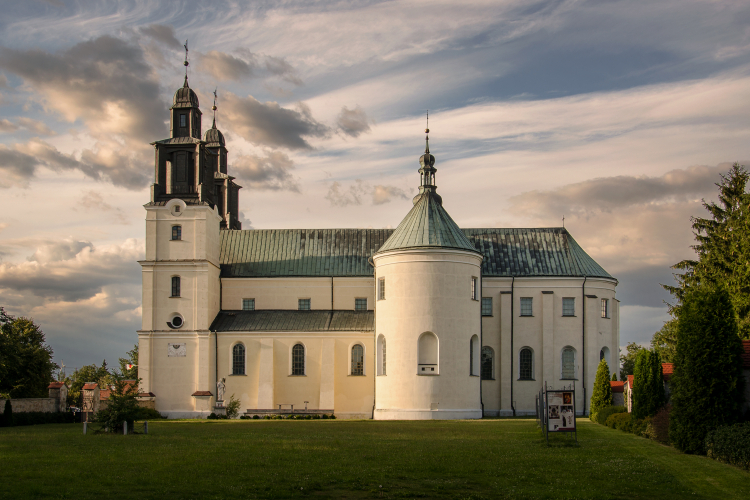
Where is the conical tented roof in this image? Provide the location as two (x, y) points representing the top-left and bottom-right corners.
(376, 191), (479, 254)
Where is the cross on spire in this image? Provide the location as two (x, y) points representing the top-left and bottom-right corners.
(183, 39), (189, 79)
(425, 110), (430, 153)
(212, 88), (218, 127)
(562, 215), (565, 228)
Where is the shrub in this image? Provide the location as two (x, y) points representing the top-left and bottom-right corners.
(649, 404), (671, 443)
(705, 423), (750, 470)
(606, 412), (633, 432)
(632, 417), (651, 437)
(225, 394), (241, 419)
(10, 411), (75, 426)
(253, 415), (260, 419)
(133, 407), (165, 420)
(2, 399), (12, 427)
(595, 406), (626, 426)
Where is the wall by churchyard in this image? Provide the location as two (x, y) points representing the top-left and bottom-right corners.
(0, 398), (57, 413)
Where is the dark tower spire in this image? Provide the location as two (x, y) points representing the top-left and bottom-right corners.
(413, 110), (441, 205)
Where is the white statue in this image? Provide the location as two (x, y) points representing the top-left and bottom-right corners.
(217, 377), (226, 402)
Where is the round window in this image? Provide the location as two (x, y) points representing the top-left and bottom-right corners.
(168, 313), (184, 329)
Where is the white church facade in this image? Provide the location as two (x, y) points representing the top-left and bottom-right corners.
(137, 77), (619, 419)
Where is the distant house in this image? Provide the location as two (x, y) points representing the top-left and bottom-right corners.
(661, 363), (673, 401)
(624, 375), (634, 413)
(610, 380), (625, 406)
(98, 380), (156, 411)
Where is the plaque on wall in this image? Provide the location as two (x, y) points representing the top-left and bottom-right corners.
(168, 343), (186, 357)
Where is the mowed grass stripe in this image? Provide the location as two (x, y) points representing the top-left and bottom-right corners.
(0, 419), (747, 499)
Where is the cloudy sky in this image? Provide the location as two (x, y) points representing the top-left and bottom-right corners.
(1, 0), (749, 371)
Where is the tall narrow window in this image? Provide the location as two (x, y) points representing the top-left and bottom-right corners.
(377, 335), (386, 375)
(351, 344), (364, 375)
(481, 347), (494, 380)
(481, 297), (493, 316)
(519, 348), (533, 380)
(298, 299), (311, 311)
(378, 278), (385, 300)
(418, 332), (438, 374)
(562, 347), (576, 379)
(242, 299), (255, 311)
(520, 297), (533, 316)
(232, 344), (245, 375)
(471, 277), (478, 300)
(470, 335), (480, 376)
(292, 343), (305, 375)
(355, 298), (367, 311)
(601, 298), (609, 318)
(180, 114), (186, 127)
(171, 276), (180, 297)
(562, 297), (576, 317)
(171, 225), (182, 241)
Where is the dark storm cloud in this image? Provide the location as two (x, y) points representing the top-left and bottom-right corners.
(138, 24), (182, 49)
(264, 56), (303, 86)
(222, 93), (329, 149)
(336, 105), (371, 137)
(232, 151), (300, 192)
(510, 164), (726, 219)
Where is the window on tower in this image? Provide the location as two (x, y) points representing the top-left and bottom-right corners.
(171, 276), (181, 297)
(298, 299), (311, 311)
(180, 114), (186, 128)
(171, 225), (181, 241)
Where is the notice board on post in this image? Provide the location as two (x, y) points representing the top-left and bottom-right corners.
(538, 382), (577, 444)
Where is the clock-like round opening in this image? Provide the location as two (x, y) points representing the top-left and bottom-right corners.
(168, 313), (184, 329)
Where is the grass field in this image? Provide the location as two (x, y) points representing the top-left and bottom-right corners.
(1, 419), (748, 499)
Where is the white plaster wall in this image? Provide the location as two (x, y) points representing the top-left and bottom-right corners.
(373, 248), (483, 420)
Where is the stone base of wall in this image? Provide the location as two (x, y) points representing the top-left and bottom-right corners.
(0, 398), (57, 413)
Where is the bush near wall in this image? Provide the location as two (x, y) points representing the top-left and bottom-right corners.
(8, 411), (75, 426)
(705, 423), (750, 470)
(595, 406), (626, 426)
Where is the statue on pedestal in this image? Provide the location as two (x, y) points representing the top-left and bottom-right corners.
(217, 377), (226, 403)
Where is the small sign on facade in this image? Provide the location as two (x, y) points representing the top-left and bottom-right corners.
(168, 343), (186, 357)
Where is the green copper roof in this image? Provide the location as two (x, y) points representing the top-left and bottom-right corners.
(211, 310), (374, 332)
(219, 227), (614, 280)
(375, 191), (479, 255)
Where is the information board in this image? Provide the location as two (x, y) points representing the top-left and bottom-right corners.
(547, 391), (575, 432)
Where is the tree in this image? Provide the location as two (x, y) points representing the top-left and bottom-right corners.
(651, 319), (678, 363)
(664, 163), (750, 339)
(670, 285), (745, 454)
(0, 308), (57, 399)
(611, 372), (617, 381)
(1, 399), (12, 427)
(632, 350), (665, 420)
(118, 344), (138, 380)
(94, 372), (141, 433)
(620, 342), (646, 379)
(226, 394), (241, 419)
(590, 358), (613, 414)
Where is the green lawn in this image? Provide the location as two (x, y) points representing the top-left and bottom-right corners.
(0, 419), (747, 499)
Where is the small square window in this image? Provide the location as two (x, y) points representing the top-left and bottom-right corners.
(171, 225), (182, 241)
(601, 298), (609, 318)
(242, 299), (255, 311)
(563, 297), (576, 317)
(481, 297), (493, 316)
(471, 277), (478, 300)
(298, 299), (311, 311)
(378, 278), (385, 300)
(355, 298), (367, 311)
(520, 297), (533, 316)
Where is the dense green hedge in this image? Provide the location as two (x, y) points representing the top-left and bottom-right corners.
(5, 411), (75, 427)
(705, 423), (750, 470)
(595, 406), (626, 426)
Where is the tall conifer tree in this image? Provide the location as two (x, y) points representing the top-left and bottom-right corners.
(669, 285), (744, 454)
(590, 358), (613, 414)
(632, 350), (665, 419)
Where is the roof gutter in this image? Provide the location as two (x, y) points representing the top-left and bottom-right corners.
(582, 276), (587, 416)
(510, 276), (515, 417)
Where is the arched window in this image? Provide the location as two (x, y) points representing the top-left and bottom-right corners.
(232, 344), (245, 375)
(481, 346), (494, 380)
(418, 332), (438, 374)
(562, 346), (576, 379)
(377, 335), (386, 376)
(519, 347), (533, 380)
(600, 346), (610, 368)
(171, 276), (181, 297)
(292, 343), (305, 375)
(351, 344), (364, 375)
(470, 335), (480, 376)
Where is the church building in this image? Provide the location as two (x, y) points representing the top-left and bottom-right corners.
(137, 76), (619, 419)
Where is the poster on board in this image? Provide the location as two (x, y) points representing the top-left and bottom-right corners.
(547, 391), (575, 432)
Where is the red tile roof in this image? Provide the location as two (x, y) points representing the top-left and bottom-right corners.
(627, 375), (634, 389)
(48, 382), (65, 389)
(82, 383), (99, 390)
(742, 340), (750, 369)
(99, 389), (111, 401)
(610, 381), (625, 393)
(137, 392), (156, 398)
(662, 363), (674, 382)
(191, 391), (213, 397)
